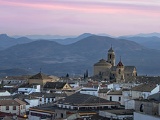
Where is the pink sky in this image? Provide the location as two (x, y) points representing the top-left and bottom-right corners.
(0, 0), (160, 36)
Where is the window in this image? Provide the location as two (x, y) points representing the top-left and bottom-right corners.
(6, 106), (9, 110)
(118, 69), (121, 74)
(140, 104), (144, 112)
(23, 105), (25, 109)
(34, 85), (37, 89)
(110, 96), (112, 101)
(119, 97), (121, 101)
(110, 54), (112, 59)
(13, 106), (16, 110)
(61, 113), (63, 118)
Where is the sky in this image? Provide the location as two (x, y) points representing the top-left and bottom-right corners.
(0, 0), (160, 36)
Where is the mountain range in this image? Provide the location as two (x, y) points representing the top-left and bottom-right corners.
(119, 36), (160, 50)
(0, 34), (32, 50)
(0, 33), (160, 77)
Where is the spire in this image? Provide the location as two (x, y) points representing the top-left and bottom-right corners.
(117, 56), (124, 67)
(40, 68), (42, 73)
(108, 45), (114, 52)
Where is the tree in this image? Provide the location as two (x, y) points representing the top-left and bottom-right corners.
(85, 70), (88, 78)
(66, 73), (69, 78)
(84, 73), (86, 79)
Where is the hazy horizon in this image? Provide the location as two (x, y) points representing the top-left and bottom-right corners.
(1, 32), (160, 39)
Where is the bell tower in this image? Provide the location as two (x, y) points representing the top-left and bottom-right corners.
(116, 57), (125, 83)
(107, 46), (115, 66)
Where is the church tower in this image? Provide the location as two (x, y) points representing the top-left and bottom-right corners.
(107, 46), (115, 66)
(116, 58), (125, 83)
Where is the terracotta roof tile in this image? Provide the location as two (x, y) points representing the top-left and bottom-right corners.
(107, 90), (122, 95)
(44, 82), (67, 89)
(29, 72), (52, 79)
(117, 61), (124, 67)
(58, 92), (120, 106)
(131, 83), (157, 92)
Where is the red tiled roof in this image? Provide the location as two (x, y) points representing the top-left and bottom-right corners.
(117, 61), (124, 67)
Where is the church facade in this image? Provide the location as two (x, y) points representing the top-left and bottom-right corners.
(93, 47), (137, 82)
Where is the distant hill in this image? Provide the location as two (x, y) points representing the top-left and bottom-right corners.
(12, 33), (93, 45)
(0, 34), (32, 50)
(119, 36), (160, 50)
(0, 35), (160, 76)
(4, 33), (93, 48)
(13, 34), (75, 39)
(133, 32), (160, 38)
(119, 32), (160, 38)
(51, 33), (93, 45)
(0, 68), (33, 77)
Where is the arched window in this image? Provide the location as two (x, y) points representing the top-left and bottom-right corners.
(140, 104), (144, 112)
(110, 54), (112, 59)
(118, 69), (121, 74)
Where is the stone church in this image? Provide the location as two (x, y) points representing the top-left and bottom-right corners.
(93, 47), (137, 82)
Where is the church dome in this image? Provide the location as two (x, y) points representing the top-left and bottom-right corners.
(94, 59), (112, 68)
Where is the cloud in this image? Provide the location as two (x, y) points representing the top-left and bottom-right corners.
(0, 0), (160, 35)
(1, 0), (160, 15)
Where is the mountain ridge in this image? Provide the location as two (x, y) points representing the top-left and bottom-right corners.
(0, 35), (159, 76)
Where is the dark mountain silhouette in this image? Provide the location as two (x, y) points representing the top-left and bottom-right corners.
(13, 33), (93, 45)
(13, 34), (75, 39)
(0, 68), (33, 77)
(0, 34), (32, 50)
(0, 35), (160, 76)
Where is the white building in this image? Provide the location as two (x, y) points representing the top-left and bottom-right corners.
(107, 90), (124, 105)
(0, 90), (11, 96)
(80, 87), (98, 96)
(134, 112), (160, 120)
(18, 84), (40, 95)
(68, 82), (79, 88)
(131, 83), (159, 99)
(125, 99), (135, 109)
(0, 98), (26, 116)
(99, 109), (134, 120)
(25, 98), (40, 111)
(107, 83), (121, 90)
(122, 88), (132, 105)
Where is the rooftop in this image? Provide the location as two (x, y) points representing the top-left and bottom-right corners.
(94, 59), (112, 67)
(107, 90), (122, 95)
(98, 89), (110, 93)
(58, 92), (120, 106)
(131, 83), (157, 92)
(0, 99), (21, 106)
(100, 109), (134, 115)
(44, 82), (67, 89)
(29, 72), (52, 79)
